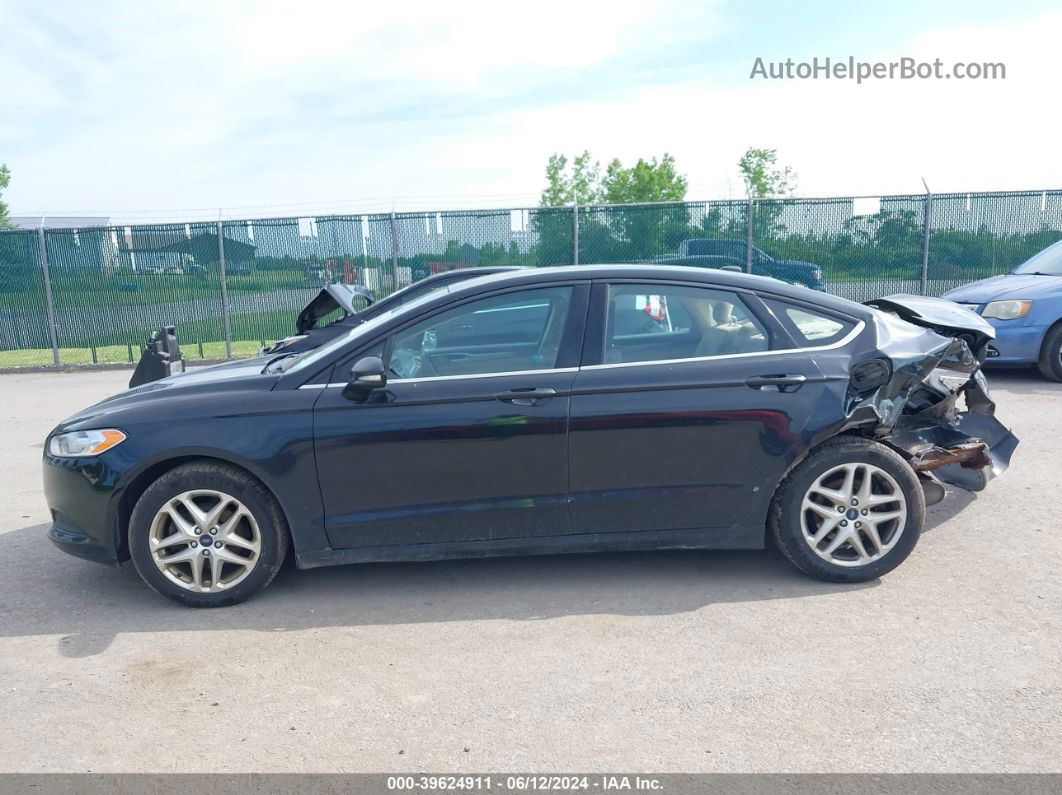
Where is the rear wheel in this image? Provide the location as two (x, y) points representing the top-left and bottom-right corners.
(129, 462), (288, 607)
(769, 437), (925, 583)
(1037, 323), (1062, 382)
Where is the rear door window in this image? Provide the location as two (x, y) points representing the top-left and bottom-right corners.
(604, 283), (769, 364)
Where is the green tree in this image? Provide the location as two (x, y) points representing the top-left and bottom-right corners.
(0, 164), (11, 229)
(601, 154), (689, 259)
(540, 151), (688, 207)
(537, 151), (692, 263)
(536, 153), (592, 265)
(602, 154), (688, 203)
(540, 151), (604, 206)
(738, 148), (797, 247)
(737, 148), (796, 198)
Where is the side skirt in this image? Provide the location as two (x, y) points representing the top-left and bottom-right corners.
(295, 525), (765, 569)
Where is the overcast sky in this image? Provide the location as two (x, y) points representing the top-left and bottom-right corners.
(2, 0), (1060, 221)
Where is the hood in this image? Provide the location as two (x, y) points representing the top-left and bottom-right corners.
(55, 358), (280, 430)
(99, 359), (276, 405)
(296, 284), (375, 333)
(864, 294), (995, 352)
(942, 273), (1062, 303)
(56, 360), (279, 432)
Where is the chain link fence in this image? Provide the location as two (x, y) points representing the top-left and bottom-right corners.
(2, 189), (1061, 367)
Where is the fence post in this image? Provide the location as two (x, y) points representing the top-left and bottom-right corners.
(920, 188), (933, 296)
(745, 197), (755, 273)
(572, 202), (580, 266)
(217, 220), (233, 359)
(389, 211), (399, 293)
(37, 227), (61, 366)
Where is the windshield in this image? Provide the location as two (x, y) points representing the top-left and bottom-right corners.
(284, 286), (450, 375)
(1013, 239), (1062, 275)
(360, 278), (449, 319)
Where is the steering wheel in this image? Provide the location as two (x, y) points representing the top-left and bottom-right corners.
(388, 347), (441, 379)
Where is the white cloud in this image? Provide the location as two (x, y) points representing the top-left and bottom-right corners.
(1, 1), (1060, 220)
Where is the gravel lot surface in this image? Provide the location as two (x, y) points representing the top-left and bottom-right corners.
(1, 367), (1059, 773)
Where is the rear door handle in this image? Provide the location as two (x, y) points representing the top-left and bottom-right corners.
(745, 374), (807, 392)
(495, 387), (557, 406)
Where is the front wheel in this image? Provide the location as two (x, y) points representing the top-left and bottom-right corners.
(129, 461), (289, 607)
(1037, 323), (1062, 382)
(769, 437), (925, 583)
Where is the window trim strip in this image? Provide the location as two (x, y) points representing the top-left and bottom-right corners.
(578, 320), (865, 371)
(295, 322), (863, 388)
(298, 367), (580, 389)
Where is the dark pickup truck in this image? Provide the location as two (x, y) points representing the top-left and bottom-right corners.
(652, 239), (824, 290)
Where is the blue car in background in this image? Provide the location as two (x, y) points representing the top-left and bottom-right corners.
(943, 240), (1062, 381)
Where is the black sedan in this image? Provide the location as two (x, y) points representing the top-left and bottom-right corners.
(44, 266), (1017, 607)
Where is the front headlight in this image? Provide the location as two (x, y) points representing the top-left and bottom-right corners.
(48, 429), (127, 458)
(981, 300), (1032, 320)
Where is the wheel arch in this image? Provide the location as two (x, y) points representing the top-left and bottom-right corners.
(111, 453), (291, 563)
(772, 429), (874, 497)
(1038, 316), (1062, 355)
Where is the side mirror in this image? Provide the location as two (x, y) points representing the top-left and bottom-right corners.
(342, 356), (387, 401)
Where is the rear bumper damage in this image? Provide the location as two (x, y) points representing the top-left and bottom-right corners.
(854, 296), (1020, 497)
(880, 375), (1019, 494)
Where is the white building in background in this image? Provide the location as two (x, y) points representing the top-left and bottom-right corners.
(9, 216), (118, 271)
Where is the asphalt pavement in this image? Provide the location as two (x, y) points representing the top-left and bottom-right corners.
(1, 367), (1059, 773)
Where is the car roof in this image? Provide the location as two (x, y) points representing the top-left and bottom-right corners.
(444, 264), (871, 319)
(360, 266), (524, 315)
(417, 266), (523, 285)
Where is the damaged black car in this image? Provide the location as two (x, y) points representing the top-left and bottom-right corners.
(44, 265), (1017, 607)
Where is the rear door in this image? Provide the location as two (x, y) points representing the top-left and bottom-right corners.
(567, 279), (836, 539)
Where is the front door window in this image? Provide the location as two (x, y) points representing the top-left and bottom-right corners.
(388, 286), (574, 379)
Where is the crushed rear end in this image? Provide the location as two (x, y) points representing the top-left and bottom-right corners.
(847, 294), (1018, 502)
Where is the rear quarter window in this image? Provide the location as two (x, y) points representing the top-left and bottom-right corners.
(763, 298), (856, 347)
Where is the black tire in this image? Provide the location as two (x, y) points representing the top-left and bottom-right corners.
(1037, 323), (1062, 382)
(129, 461), (289, 607)
(769, 436), (925, 583)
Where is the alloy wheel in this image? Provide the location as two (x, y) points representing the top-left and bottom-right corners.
(148, 489), (262, 592)
(799, 462), (908, 567)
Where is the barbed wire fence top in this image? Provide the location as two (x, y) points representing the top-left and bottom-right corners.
(1, 188), (1060, 367)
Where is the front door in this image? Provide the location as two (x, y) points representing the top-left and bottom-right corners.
(314, 283), (587, 549)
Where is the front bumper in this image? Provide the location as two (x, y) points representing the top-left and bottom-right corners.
(49, 512), (119, 565)
(984, 322), (1046, 364)
(43, 453), (123, 565)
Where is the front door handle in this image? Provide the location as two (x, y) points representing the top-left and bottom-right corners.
(495, 387), (557, 406)
(745, 374), (807, 392)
